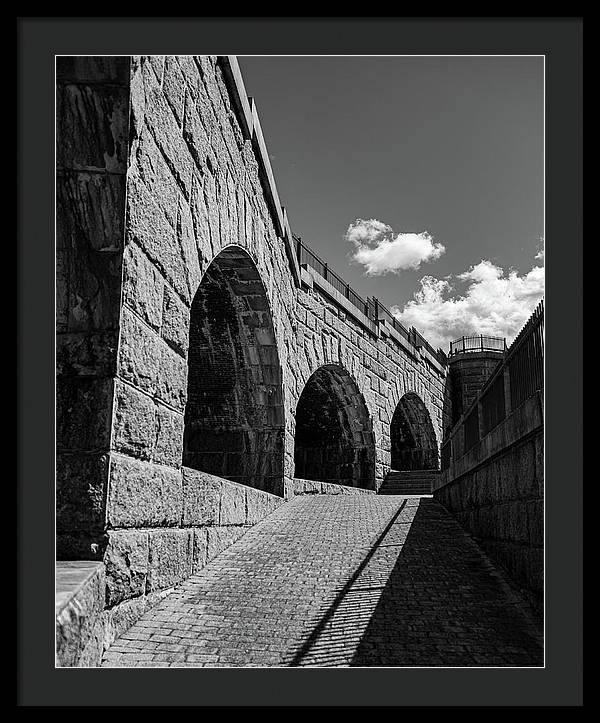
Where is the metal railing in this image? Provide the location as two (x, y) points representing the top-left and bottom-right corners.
(296, 238), (371, 317)
(296, 236), (447, 367)
(506, 300), (544, 410)
(449, 334), (507, 356)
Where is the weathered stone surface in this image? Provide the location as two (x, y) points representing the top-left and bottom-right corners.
(156, 340), (187, 410)
(153, 404), (184, 468)
(56, 562), (105, 668)
(161, 284), (189, 356)
(181, 467), (221, 526)
(130, 131), (179, 229)
(245, 486), (285, 525)
(57, 377), (113, 451)
(117, 306), (160, 396)
(57, 452), (109, 534)
(112, 380), (155, 460)
(146, 529), (193, 593)
(192, 528), (209, 572)
(57, 83), (129, 173)
(122, 242), (164, 331)
(125, 173), (188, 301)
(163, 55), (186, 127)
(435, 428), (543, 605)
(56, 56), (130, 85)
(57, 331), (119, 378)
(104, 529), (149, 606)
(57, 171), (126, 253)
(219, 479), (246, 525)
(107, 454), (183, 528)
(65, 241), (123, 333)
(134, 58), (195, 199)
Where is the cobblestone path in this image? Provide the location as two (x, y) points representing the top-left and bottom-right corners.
(101, 496), (543, 667)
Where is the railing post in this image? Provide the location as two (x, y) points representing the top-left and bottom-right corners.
(323, 262), (328, 282)
(346, 283), (350, 299)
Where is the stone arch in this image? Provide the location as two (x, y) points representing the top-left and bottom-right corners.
(183, 245), (285, 495)
(390, 391), (439, 470)
(293, 364), (376, 489)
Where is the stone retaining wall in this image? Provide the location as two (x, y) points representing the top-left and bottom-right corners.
(434, 392), (543, 610)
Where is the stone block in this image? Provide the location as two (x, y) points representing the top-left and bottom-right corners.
(245, 487), (284, 525)
(104, 529), (149, 606)
(57, 83), (129, 173)
(107, 454), (183, 528)
(192, 528), (209, 573)
(162, 55), (186, 126)
(161, 284), (190, 356)
(112, 380), (155, 460)
(219, 480), (247, 525)
(156, 340), (187, 410)
(57, 377), (113, 452)
(125, 173), (188, 301)
(57, 452), (109, 534)
(66, 241), (123, 333)
(130, 130), (179, 228)
(56, 331), (118, 378)
(181, 467), (221, 526)
(122, 242), (164, 331)
(57, 171), (126, 254)
(117, 306), (160, 396)
(146, 529), (193, 593)
(55, 562), (105, 668)
(138, 59), (195, 199)
(153, 404), (184, 467)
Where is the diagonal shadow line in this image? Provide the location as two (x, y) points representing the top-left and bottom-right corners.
(289, 499), (409, 666)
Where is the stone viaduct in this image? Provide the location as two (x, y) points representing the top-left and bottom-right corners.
(56, 55), (542, 666)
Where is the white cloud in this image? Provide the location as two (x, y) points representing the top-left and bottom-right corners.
(345, 218), (445, 275)
(391, 256), (545, 351)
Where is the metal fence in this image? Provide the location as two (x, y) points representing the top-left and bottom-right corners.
(506, 300), (544, 410)
(296, 236), (448, 366)
(449, 335), (507, 356)
(375, 301), (411, 341)
(296, 238), (370, 317)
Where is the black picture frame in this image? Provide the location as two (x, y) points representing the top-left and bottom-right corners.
(18, 16), (582, 707)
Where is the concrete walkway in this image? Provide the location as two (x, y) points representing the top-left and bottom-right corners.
(101, 496), (543, 667)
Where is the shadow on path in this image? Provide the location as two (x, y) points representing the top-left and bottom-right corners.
(292, 498), (543, 667)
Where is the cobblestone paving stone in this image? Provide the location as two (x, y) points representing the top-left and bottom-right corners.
(101, 496), (543, 668)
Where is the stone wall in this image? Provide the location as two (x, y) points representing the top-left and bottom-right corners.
(56, 57), (131, 559)
(56, 55), (450, 648)
(435, 392), (543, 611)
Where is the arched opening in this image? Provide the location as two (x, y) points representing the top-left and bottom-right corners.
(294, 365), (375, 489)
(390, 392), (439, 470)
(183, 246), (285, 495)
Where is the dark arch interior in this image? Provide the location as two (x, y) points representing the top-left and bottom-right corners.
(294, 365), (375, 489)
(390, 392), (439, 470)
(183, 247), (284, 495)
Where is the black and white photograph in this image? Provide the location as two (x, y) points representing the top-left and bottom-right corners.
(17, 16), (582, 706)
(54, 50), (547, 670)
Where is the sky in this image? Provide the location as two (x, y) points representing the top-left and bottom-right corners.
(238, 55), (544, 352)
